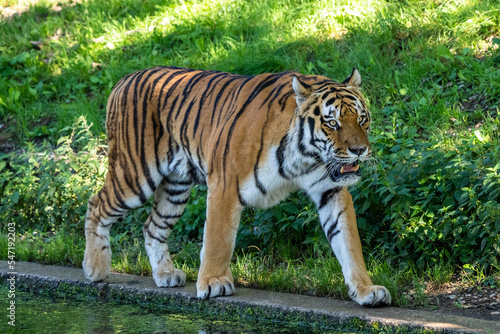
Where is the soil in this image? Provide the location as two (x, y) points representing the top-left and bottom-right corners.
(407, 274), (500, 322)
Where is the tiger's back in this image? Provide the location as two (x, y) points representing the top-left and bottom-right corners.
(104, 66), (318, 206)
(83, 66), (391, 307)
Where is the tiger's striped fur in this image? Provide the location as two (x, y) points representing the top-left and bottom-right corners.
(83, 66), (391, 307)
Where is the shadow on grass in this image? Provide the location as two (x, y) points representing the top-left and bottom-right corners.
(1, 0), (499, 141)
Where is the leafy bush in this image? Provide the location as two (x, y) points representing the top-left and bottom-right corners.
(353, 118), (500, 268)
(0, 117), (106, 234)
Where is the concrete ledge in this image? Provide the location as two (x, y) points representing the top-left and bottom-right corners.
(1, 261), (498, 333)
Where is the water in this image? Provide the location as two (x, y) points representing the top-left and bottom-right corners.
(1, 289), (353, 333)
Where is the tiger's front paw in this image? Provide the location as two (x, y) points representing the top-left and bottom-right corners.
(83, 247), (111, 282)
(351, 285), (391, 307)
(196, 276), (235, 299)
(153, 269), (186, 287)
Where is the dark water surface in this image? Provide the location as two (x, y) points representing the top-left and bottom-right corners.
(1, 288), (353, 333)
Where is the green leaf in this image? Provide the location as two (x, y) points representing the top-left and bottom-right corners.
(480, 237), (488, 251)
(474, 130), (485, 143)
(47, 187), (56, 197)
(398, 188), (412, 196)
(272, 207), (283, 221)
(69, 162), (79, 172)
(280, 203), (298, 214)
(357, 217), (366, 230)
(383, 193), (394, 204)
(361, 200), (371, 213)
(443, 196), (455, 208)
(292, 218), (305, 231)
(317, 60), (329, 72)
(389, 145), (401, 152)
(11, 191), (20, 204)
(9, 87), (20, 101)
(57, 136), (67, 145)
(457, 71), (468, 81)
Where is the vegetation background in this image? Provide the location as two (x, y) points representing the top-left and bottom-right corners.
(1, 0), (499, 307)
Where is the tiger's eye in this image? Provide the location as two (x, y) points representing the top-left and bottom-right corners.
(328, 120), (337, 128)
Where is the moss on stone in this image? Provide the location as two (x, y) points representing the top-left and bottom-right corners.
(1, 273), (438, 334)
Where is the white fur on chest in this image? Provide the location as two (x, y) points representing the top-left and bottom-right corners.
(239, 147), (299, 209)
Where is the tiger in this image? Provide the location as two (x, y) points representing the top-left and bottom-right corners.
(83, 66), (391, 307)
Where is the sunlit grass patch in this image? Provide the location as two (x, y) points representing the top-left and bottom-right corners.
(112, 239), (152, 277)
(2, 230), (498, 308)
(0, 0), (499, 308)
(0, 231), (84, 266)
(2, 0), (499, 141)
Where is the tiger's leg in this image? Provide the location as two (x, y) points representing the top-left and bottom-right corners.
(316, 187), (391, 307)
(143, 176), (191, 287)
(196, 185), (242, 299)
(83, 178), (130, 282)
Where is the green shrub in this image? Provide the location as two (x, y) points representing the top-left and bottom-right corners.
(353, 119), (500, 268)
(0, 117), (106, 234)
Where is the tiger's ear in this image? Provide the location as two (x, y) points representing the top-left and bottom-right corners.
(343, 68), (362, 88)
(292, 75), (313, 106)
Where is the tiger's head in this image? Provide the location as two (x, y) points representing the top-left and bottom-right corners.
(292, 69), (371, 186)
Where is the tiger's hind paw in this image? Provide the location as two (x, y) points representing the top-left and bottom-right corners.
(196, 276), (235, 299)
(153, 269), (186, 287)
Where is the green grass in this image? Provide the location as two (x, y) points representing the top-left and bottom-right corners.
(1, 0), (500, 142)
(0, 231), (84, 266)
(1, 0), (500, 307)
(2, 230), (497, 309)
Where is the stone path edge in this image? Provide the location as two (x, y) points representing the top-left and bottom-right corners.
(1, 261), (498, 334)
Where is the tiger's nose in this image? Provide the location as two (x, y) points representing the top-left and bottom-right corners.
(348, 147), (366, 156)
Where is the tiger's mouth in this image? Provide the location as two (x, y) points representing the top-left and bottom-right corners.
(326, 159), (362, 182)
(340, 162), (360, 175)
